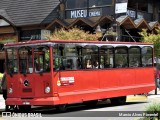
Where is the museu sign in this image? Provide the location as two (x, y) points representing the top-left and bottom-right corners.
(70, 9), (101, 18)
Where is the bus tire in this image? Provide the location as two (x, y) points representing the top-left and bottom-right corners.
(5, 105), (17, 112)
(56, 104), (67, 112)
(83, 100), (98, 107)
(110, 96), (126, 105)
(18, 105), (31, 112)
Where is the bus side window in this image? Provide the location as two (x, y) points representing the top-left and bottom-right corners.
(142, 47), (153, 67)
(129, 47), (141, 67)
(99, 46), (114, 69)
(65, 59), (73, 70)
(86, 59), (92, 69)
(77, 58), (83, 69)
(115, 47), (128, 68)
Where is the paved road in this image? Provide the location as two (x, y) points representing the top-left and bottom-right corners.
(0, 89), (160, 120)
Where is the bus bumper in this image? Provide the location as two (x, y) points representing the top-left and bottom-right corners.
(5, 97), (60, 106)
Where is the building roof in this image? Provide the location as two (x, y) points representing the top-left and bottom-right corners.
(46, 16), (113, 29)
(116, 16), (136, 29)
(134, 18), (150, 29)
(0, 0), (60, 26)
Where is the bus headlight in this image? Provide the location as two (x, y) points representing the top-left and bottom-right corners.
(45, 86), (50, 93)
(8, 88), (13, 94)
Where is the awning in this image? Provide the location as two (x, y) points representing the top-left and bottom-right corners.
(116, 16), (136, 29)
(67, 18), (95, 28)
(134, 18), (150, 30)
(148, 21), (160, 30)
(46, 19), (68, 29)
(46, 16), (160, 32)
(94, 16), (113, 27)
(46, 16), (113, 30)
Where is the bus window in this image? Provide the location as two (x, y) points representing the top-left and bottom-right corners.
(76, 46), (83, 69)
(115, 47), (128, 68)
(129, 47), (141, 67)
(63, 44), (78, 70)
(99, 46), (114, 68)
(6, 48), (18, 74)
(142, 46), (153, 67)
(19, 47), (32, 74)
(83, 45), (98, 69)
(53, 44), (81, 71)
(53, 44), (60, 70)
(34, 46), (50, 72)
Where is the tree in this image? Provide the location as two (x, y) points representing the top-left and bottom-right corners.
(139, 27), (160, 92)
(139, 27), (160, 58)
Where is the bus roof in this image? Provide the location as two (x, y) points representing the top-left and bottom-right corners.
(4, 40), (153, 48)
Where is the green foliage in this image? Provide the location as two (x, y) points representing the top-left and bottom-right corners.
(139, 27), (160, 57)
(142, 102), (160, 120)
(47, 28), (102, 41)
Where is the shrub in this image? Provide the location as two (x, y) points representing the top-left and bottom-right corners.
(139, 102), (160, 120)
(47, 28), (102, 41)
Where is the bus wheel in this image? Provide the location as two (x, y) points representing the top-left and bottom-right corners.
(56, 104), (67, 112)
(110, 96), (126, 105)
(5, 105), (17, 112)
(18, 105), (31, 112)
(83, 100), (98, 107)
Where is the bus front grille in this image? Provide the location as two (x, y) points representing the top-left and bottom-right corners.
(23, 88), (32, 92)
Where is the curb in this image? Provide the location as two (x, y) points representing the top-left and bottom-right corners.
(126, 95), (147, 102)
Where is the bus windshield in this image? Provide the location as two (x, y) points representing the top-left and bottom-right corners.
(6, 45), (50, 74)
(6, 48), (18, 74)
(19, 47), (32, 74)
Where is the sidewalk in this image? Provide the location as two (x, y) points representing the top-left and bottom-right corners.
(127, 88), (160, 102)
(0, 94), (5, 112)
(0, 89), (160, 112)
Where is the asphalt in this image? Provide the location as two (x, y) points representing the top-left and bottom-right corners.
(0, 89), (160, 112)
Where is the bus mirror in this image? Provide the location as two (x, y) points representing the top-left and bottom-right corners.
(9, 73), (13, 77)
(156, 78), (160, 88)
(8, 69), (13, 77)
(39, 71), (43, 76)
(23, 73), (27, 77)
(9, 71), (13, 77)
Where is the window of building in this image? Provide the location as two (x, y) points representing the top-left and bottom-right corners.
(89, 0), (112, 7)
(128, 0), (148, 12)
(137, 0), (148, 11)
(66, 0), (87, 9)
(128, 0), (137, 9)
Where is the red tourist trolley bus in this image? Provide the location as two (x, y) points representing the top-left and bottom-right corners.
(4, 40), (155, 112)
